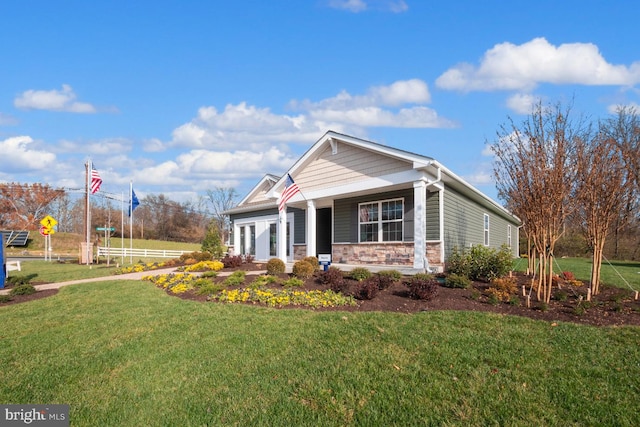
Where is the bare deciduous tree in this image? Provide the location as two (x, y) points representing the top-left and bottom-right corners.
(0, 183), (65, 230)
(491, 101), (585, 303)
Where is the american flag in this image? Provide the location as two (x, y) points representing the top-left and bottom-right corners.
(90, 166), (103, 194)
(278, 174), (300, 211)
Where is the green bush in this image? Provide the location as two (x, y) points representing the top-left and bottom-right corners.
(283, 278), (304, 288)
(7, 275), (34, 286)
(223, 271), (246, 287)
(350, 267), (372, 282)
(10, 284), (36, 296)
(266, 258), (286, 275)
(447, 244), (513, 281)
(196, 283), (225, 296)
(201, 271), (218, 278)
(443, 273), (471, 289)
(292, 260), (314, 280)
(0, 295), (13, 303)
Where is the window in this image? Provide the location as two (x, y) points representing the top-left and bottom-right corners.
(249, 225), (255, 256)
(239, 227), (246, 254)
(359, 199), (403, 242)
(269, 223), (277, 256)
(507, 225), (512, 248)
(483, 214), (490, 246)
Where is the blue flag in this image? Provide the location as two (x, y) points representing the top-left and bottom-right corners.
(129, 189), (140, 217)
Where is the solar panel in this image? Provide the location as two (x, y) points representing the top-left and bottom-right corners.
(0, 230), (30, 246)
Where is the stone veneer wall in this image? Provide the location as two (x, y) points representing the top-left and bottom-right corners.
(293, 245), (307, 260)
(332, 243), (414, 265)
(293, 242), (444, 270)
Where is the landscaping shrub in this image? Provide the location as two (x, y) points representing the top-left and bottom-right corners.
(292, 260), (315, 280)
(406, 276), (439, 300)
(244, 254), (254, 264)
(196, 283), (225, 296)
(319, 267), (347, 293)
(375, 270), (402, 290)
(248, 275), (278, 289)
(561, 271), (576, 281)
(350, 267), (372, 282)
(183, 260), (224, 272)
(7, 275), (33, 286)
(283, 278), (304, 288)
(9, 284), (36, 296)
(179, 251), (212, 263)
(303, 256), (319, 271)
(223, 271), (246, 287)
(447, 244), (513, 281)
(353, 277), (379, 300)
(413, 273), (434, 281)
(486, 276), (517, 303)
(443, 273), (471, 289)
(200, 271), (218, 278)
(266, 258), (286, 275)
(221, 255), (243, 268)
(0, 295), (13, 303)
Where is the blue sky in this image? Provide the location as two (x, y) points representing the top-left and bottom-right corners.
(1, 0), (638, 206)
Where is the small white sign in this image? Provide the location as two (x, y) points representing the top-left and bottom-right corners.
(318, 254), (331, 263)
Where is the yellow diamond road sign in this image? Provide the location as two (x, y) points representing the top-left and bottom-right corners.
(40, 215), (58, 230)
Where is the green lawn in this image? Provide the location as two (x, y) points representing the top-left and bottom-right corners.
(512, 256), (640, 291)
(1, 280), (639, 426)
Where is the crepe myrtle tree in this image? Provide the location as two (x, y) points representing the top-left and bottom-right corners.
(573, 108), (638, 295)
(491, 101), (585, 303)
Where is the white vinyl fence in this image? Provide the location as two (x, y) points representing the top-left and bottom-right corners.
(97, 247), (190, 259)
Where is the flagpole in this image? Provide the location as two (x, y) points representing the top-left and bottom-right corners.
(121, 191), (124, 265)
(129, 181), (133, 264)
(85, 159), (91, 266)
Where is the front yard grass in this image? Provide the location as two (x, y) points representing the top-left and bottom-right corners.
(1, 280), (639, 426)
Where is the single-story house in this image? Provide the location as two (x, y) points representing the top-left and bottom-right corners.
(225, 131), (521, 272)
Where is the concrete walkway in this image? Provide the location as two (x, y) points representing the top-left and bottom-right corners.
(0, 267), (267, 295)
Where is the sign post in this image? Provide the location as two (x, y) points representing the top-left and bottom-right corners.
(318, 254), (332, 272)
(39, 215), (57, 262)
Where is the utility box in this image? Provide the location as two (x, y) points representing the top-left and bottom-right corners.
(79, 242), (93, 264)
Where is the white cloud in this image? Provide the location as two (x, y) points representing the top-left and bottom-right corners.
(0, 136), (56, 173)
(327, 0), (408, 13)
(607, 102), (640, 114)
(436, 37), (640, 92)
(171, 79), (453, 149)
(506, 93), (543, 114)
(328, 0), (367, 12)
(14, 84), (97, 113)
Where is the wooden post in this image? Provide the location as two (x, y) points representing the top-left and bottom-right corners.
(587, 288), (592, 302)
(522, 285), (525, 296)
(635, 291), (638, 301)
(526, 295), (531, 308)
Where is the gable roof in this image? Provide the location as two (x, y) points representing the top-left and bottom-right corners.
(228, 131), (519, 223)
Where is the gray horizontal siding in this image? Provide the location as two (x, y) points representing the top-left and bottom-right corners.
(425, 190), (439, 241)
(443, 186), (519, 258)
(334, 188), (414, 243)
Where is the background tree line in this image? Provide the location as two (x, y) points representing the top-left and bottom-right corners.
(0, 185), (238, 246)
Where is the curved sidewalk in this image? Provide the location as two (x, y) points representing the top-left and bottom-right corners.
(0, 267), (267, 295)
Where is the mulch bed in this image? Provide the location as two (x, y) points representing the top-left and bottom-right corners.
(3, 264), (640, 327)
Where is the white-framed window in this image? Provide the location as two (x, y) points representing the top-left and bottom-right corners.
(483, 213), (490, 246)
(507, 224), (512, 248)
(359, 198), (404, 243)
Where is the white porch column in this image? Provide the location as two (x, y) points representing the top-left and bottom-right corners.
(306, 200), (316, 257)
(278, 208), (287, 263)
(413, 180), (427, 270)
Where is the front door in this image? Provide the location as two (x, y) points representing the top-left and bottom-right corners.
(316, 208), (332, 256)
